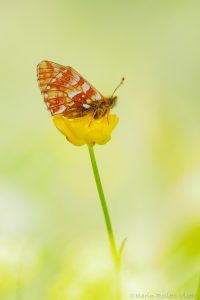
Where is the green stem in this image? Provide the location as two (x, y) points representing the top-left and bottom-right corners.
(88, 145), (118, 262)
(87, 145), (121, 299)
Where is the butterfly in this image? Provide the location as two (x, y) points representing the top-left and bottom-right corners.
(37, 60), (124, 119)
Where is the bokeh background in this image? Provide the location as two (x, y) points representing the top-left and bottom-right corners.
(1, 0), (200, 299)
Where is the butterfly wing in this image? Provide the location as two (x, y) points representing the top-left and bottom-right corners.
(37, 60), (104, 117)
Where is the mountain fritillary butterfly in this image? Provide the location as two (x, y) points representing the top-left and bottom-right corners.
(37, 60), (124, 119)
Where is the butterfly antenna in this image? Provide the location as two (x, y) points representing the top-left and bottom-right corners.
(111, 77), (125, 97)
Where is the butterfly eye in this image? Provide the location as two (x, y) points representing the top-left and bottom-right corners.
(109, 96), (116, 104)
(109, 98), (113, 105)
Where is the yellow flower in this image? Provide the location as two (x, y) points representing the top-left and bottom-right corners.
(53, 114), (119, 146)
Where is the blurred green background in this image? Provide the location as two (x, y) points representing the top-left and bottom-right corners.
(1, 0), (200, 299)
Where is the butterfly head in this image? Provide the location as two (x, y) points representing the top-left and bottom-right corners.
(108, 96), (117, 108)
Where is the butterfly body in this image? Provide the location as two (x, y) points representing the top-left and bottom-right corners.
(92, 96), (117, 119)
(37, 60), (118, 119)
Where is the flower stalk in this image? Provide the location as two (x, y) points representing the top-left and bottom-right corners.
(88, 145), (122, 299)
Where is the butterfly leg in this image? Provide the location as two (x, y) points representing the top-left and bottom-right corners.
(105, 108), (110, 125)
(106, 114), (109, 125)
(88, 109), (97, 127)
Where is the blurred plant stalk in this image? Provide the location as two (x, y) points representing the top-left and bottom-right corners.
(195, 277), (200, 300)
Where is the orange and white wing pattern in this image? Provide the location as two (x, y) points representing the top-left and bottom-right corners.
(37, 60), (104, 117)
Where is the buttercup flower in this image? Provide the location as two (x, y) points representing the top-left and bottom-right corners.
(53, 114), (119, 146)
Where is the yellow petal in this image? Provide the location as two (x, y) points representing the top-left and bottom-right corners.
(53, 114), (119, 146)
